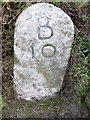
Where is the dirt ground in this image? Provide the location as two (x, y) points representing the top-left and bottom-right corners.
(1, 2), (90, 119)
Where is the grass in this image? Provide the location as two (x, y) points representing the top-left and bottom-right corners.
(1, 1), (90, 118)
(70, 27), (90, 113)
(0, 96), (6, 111)
(52, 1), (90, 115)
(52, 1), (61, 7)
(85, 97), (90, 116)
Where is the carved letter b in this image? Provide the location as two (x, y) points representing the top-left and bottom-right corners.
(38, 17), (53, 40)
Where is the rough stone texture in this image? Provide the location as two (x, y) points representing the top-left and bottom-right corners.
(14, 3), (74, 101)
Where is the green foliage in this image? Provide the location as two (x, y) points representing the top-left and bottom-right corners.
(0, 0), (3, 4)
(82, 16), (90, 21)
(72, 0), (90, 2)
(0, 96), (6, 111)
(85, 97), (90, 114)
(17, 2), (27, 10)
(38, 95), (66, 110)
(52, 0), (61, 7)
(70, 28), (90, 114)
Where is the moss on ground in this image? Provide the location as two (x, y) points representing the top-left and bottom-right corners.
(16, 93), (70, 118)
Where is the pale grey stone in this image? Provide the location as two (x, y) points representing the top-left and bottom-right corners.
(14, 3), (74, 101)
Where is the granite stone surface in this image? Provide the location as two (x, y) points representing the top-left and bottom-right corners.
(14, 3), (74, 101)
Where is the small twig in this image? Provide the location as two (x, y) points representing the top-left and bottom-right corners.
(8, 11), (21, 24)
(32, 109), (40, 115)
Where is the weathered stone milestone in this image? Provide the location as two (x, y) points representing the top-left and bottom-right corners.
(14, 3), (74, 101)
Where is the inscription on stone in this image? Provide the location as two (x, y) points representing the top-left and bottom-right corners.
(38, 17), (53, 40)
(31, 43), (34, 59)
(14, 3), (74, 101)
(42, 44), (56, 57)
